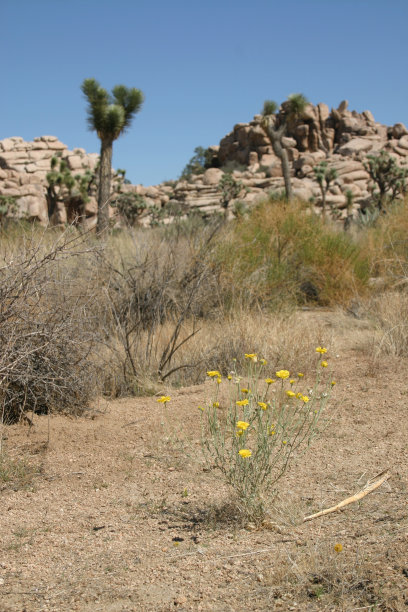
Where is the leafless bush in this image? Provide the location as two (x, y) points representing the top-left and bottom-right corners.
(95, 224), (224, 395)
(0, 227), (101, 423)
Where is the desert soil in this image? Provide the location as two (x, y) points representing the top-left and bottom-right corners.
(0, 312), (407, 611)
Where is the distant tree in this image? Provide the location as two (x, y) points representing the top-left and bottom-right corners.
(261, 94), (309, 201)
(111, 193), (147, 226)
(364, 151), (408, 212)
(180, 146), (217, 180)
(81, 79), (144, 233)
(46, 155), (95, 222)
(313, 161), (338, 222)
(0, 196), (18, 226)
(217, 173), (245, 219)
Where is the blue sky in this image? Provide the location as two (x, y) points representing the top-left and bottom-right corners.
(1, 0), (407, 186)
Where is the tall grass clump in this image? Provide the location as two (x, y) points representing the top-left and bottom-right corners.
(200, 347), (334, 518)
(215, 197), (370, 309)
(362, 196), (408, 284)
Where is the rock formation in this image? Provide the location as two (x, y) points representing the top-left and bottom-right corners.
(1, 100), (408, 225)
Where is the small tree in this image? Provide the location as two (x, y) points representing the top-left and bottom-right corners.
(180, 146), (216, 180)
(344, 189), (354, 231)
(364, 151), (408, 212)
(218, 173), (244, 218)
(261, 94), (308, 201)
(313, 161), (338, 222)
(0, 196), (18, 226)
(111, 193), (147, 226)
(46, 155), (95, 222)
(81, 79), (144, 234)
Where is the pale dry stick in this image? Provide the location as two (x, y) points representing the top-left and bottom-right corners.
(303, 469), (390, 522)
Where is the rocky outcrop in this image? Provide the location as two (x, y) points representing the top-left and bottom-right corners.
(0, 136), (99, 226)
(1, 100), (408, 225)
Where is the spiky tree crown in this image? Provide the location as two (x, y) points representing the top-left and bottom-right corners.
(81, 78), (144, 142)
(262, 100), (279, 117)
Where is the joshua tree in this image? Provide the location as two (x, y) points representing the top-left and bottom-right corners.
(261, 94), (308, 201)
(313, 161), (338, 222)
(217, 173), (245, 219)
(364, 151), (408, 212)
(81, 79), (144, 233)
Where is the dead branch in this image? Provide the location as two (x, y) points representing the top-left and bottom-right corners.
(303, 470), (390, 522)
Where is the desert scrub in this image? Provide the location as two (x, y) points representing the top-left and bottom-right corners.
(200, 349), (334, 516)
(215, 197), (370, 309)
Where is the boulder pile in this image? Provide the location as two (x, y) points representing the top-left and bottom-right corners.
(1, 100), (408, 225)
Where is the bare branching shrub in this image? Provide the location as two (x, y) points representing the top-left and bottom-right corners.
(94, 224), (224, 395)
(0, 227), (101, 423)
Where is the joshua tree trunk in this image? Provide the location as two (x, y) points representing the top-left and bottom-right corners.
(97, 139), (113, 234)
(266, 124), (293, 201)
(319, 185), (327, 223)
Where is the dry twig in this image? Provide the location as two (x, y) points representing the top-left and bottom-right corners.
(303, 470), (390, 522)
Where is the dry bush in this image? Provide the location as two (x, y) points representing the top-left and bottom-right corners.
(368, 291), (408, 357)
(0, 226), (101, 423)
(267, 539), (382, 609)
(100, 309), (333, 393)
(93, 224), (225, 395)
(362, 197), (408, 284)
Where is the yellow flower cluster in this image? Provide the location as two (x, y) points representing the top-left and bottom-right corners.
(236, 399), (249, 407)
(236, 421), (249, 431)
(157, 396), (171, 404)
(244, 353), (258, 362)
(276, 370), (290, 379)
(315, 346), (327, 354)
(238, 449), (252, 458)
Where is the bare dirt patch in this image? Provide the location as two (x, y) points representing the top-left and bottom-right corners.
(0, 312), (407, 611)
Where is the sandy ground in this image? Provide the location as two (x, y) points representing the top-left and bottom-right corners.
(0, 312), (407, 611)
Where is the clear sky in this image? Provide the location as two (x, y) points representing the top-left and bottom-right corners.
(1, 0), (407, 186)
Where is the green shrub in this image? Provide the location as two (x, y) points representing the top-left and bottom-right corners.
(215, 197), (370, 308)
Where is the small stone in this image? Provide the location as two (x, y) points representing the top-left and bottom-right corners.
(256, 573), (264, 582)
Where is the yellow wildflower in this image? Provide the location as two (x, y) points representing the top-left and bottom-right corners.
(331, 380), (336, 386)
(236, 399), (249, 407)
(334, 543), (343, 553)
(282, 440), (287, 445)
(216, 377), (222, 384)
(198, 405), (204, 411)
(227, 375), (232, 380)
(296, 392), (303, 399)
(238, 449), (252, 458)
(236, 421), (249, 431)
(157, 396), (171, 404)
(276, 370), (290, 379)
(241, 388), (249, 394)
(269, 429), (276, 436)
(260, 358), (267, 365)
(236, 429), (244, 437)
(207, 370), (221, 378)
(315, 347), (327, 354)
(213, 401), (220, 408)
(321, 360), (328, 368)
(297, 372), (304, 378)
(289, 379), (295, 385)
(301, 395), (310, 403)
(286, 390), (296, 398)
(265, 378), (276, 385)
(257, 401), (268, 410)
(244, 353), (258, 362)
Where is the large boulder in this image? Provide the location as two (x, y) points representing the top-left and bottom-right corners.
(202, 168), (224, 185)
